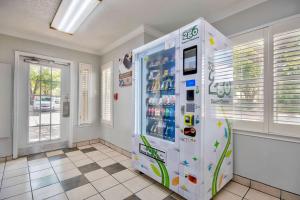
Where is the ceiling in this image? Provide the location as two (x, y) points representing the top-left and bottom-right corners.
(0, 0), (268, 55)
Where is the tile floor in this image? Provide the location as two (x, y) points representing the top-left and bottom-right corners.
(0, 143), (282, 200)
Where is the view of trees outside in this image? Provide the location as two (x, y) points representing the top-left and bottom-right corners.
(29, 64), (61, 142)
(29, 65), (61, 98)
(273, 30), (300, 125)
(233, 39), (264, 121)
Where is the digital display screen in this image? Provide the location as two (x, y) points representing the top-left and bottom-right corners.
(183, 46), (197, 75)
(186, 79), (196, 87)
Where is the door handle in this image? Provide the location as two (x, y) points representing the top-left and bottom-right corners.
(63, 96), (70, 117)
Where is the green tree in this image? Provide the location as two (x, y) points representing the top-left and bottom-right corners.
(29, 65), (61, 98)
(233, 40), (263, 115)
(274, 48), (300, 114)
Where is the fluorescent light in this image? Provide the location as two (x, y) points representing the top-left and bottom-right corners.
(51, 0), (100, 34)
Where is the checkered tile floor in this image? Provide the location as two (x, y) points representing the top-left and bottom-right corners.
(0, 143), (280, 200)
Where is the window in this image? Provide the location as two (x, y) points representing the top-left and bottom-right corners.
(273, 29), (300, 126)
(101, 62), (113, 125)
(231, 29), (266, 132)
(79, 63), (92, 125)
(233, 39), (264, 122)
(231, 16), (300, 138)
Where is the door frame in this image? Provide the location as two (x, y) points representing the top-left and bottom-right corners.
(13, 51), (76, 158)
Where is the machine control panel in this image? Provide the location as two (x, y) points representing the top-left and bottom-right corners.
(184, 127), (196, 137)
(186, 90), (194, 101)
(186, 103), (195, 112)
(184, 114), (194, 126)
(185, 79), (196, 87)
(183, 45), (197, 75)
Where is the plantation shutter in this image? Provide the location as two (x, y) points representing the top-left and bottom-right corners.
(101, 62), (113, 125)
(233, 39), (264, 122)
(273, 29), (300, 126)
(231, 29), (266, 132)
(79, 63), (91, 124)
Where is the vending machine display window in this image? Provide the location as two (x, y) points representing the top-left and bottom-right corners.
(142, 46), (176, 142)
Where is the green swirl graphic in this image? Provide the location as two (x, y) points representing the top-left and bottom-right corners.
(140, 135), (170, 188)
(212, 118), (232, 196)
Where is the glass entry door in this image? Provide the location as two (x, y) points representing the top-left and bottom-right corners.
(28, 65), (62, 142)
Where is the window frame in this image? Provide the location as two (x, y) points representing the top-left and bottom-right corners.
(231, 28), (269, 133)
(230, 15), (300, 139)
(101, 61), (114, 127)
(78, 63), (93, 126)
(268, 16), (300, 138)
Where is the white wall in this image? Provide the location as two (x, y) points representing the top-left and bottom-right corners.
(0, 34), (102, 157)
(0, 63), (13, 157)
(213, 0), (300, 195)
(99, 33), (156, 151)
(213, 0), (300, 36)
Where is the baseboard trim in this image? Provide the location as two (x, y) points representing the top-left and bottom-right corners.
(73, 138), (131, 158)
(233, 174), (300, 199)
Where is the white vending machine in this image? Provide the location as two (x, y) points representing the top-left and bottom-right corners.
(132, 18), (233, 200)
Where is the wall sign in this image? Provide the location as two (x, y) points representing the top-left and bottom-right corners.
(118, 52), (133, 87)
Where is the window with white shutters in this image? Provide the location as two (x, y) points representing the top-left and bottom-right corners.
(273, 29), (300, 126)
(233, 39), (265, 122)
(79, 63), (92, 125)
(101, 62), (113, 125)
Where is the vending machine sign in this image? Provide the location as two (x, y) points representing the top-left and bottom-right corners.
(182, 25), (199, 44)
(139, 143), (166, 163)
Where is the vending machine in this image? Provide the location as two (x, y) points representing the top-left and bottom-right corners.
(132, 18), (233, 200)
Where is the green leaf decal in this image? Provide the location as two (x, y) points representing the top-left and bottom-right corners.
(140, 135), (170, 188)
(212, 118), (232, 196)
(226, 150), (232, 158)
(150, 163), (161, 177)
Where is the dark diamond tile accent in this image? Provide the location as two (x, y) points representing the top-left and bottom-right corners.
(27, 153), (46, 161)
(31, 175), (58, 190)
(165, 194), (187, 200)
(48, 154), (67, 162)
(80, 147), (97, 153)
(124, 194), (141, 200)
(163, 196), (177, 200)
(78, 163), (101, 174)
(60, 175), (89, 192)
(103, 163), (126, 175)
(63, 147), (79, 153)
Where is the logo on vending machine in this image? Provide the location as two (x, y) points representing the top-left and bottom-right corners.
(182, 25), (199, 44)
(208, 59), (232, 104)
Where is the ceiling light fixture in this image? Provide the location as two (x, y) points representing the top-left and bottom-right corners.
(51, 0), (101, 34)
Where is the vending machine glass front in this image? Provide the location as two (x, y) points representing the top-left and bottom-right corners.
(140, 43), (176, 142)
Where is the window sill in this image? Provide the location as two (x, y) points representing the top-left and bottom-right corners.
(78, 123), (93, 128)
(233, 129), (300, 144)
(28, 137), (62, 145)
(101, 120), (113, 128)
